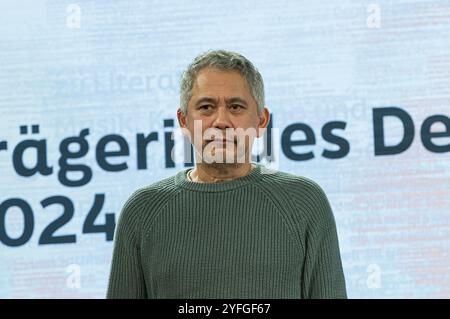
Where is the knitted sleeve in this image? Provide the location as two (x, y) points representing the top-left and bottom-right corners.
(106, 189), (148, 299)
(300, 183), (347, 299)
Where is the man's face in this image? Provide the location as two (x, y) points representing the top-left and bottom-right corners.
(177, 67), (268, 164)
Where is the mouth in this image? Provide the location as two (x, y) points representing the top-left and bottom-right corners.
(209, 139), (236, 144)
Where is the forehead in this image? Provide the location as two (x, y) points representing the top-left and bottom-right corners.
(191, 67), (252, 97)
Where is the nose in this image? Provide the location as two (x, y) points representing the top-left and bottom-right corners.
(207, 106), (236, 142)
(211, 105), (232, 130)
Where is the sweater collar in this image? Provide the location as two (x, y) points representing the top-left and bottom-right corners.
(175, 162), (265, 192)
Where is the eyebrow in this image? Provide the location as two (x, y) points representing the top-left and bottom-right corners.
(195, 96), (248, 106)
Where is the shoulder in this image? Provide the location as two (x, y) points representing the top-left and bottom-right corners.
(127, 174), (179, 203)
(258, 166), (335, 230)
(260, 167), (328, 201)
(123, 174), (177, 207)
(117, 174), (181, 232)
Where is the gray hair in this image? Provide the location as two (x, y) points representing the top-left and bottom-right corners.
(179, 49), (265, 116)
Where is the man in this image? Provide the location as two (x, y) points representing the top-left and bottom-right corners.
(107, 49), (347, 299)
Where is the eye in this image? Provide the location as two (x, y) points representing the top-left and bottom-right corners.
(230, 104), (243, 110)
(199, 105), (213, 110)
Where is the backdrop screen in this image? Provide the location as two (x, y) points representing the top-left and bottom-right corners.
(1, 0), (449, 298)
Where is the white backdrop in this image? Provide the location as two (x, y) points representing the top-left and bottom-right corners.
(1, 0), (449, 298)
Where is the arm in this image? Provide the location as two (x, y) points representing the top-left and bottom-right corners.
(301, 186), (347, 299)
(106, 190), (148, 299)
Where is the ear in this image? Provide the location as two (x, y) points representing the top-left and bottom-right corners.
(257, 107), (270, 138)
(177, 108), (187, 127)
(177, 108), (189, 137)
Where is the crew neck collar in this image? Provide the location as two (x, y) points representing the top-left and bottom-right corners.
(175, 162), (265, 192)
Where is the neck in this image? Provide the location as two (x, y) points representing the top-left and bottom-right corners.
(190, 162), (255, 183)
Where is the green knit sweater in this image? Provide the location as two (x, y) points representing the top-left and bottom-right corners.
(106, 163), (347, 299)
